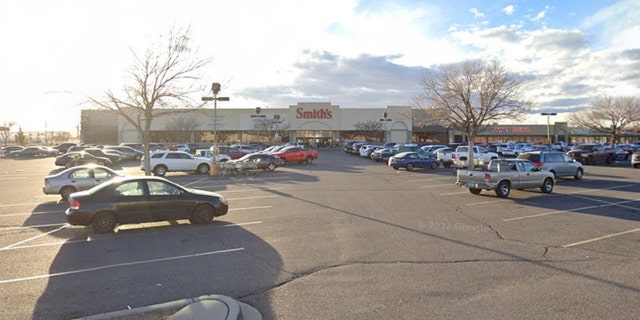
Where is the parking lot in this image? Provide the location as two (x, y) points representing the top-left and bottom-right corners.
(1, 151), (639, 319)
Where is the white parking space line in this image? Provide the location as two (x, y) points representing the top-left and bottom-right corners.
(0, 247), (245, 285)
(0, 202), (62, 208)
(466, 199), (506, 206)
(503, 198), (640, 222)
(0, 223), (67, 231)
(405, 176), (455, 182)
(231, 206), (272, 211)
(0, 177), (28, 180)
(0, 210), (61, 218)
(562, 228), (640, 248)
(1, 221), (263, 252)
(198, 187), (286, 193)
(227, 195), (279, 201)
(571, 195), (640, 211)
(421, 183), (456, 188)
(439, 191), (469, 196)
(0, 225), (68, 251)
(564, 184), (634, 194)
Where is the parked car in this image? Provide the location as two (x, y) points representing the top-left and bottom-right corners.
(371, 147), (397, 162)
(84, 148), (122, 163)
(142, 151), (212, 176)
(1, 146), (23, 158)
(55, 151), (113, 168)
(228, 153), (284, 171)
(420, 144), (447, 156)
(169, 144), (191, 153)
(606, 146), (630, 161)
(567, 143), (616, 165)
(388, 151), (439, 171)
(435, 147), (456, 168)
(43, 164), (124, 200)
(631, 151), (640, 168)
(9, 146), (47, 158)
(517, 151), (583, 179)
(194, 149), (231, 162)
(103, 145), (144, 161)
(456, 159), (555, 198)
(216, 146), (251, 159)
(65, 176), (229, 233)
(53, 142), (78, 153)
(271, 146), (318, 164)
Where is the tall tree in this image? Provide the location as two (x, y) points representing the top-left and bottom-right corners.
(353, 120), (383, 142)
(15, 127), (27, 146)
(0, 122), (15, 146)
(570, 95), (640, 146)
(164, 115), (200, 142)
(88, 26), (211, 175)
(415, 60), (531, 168)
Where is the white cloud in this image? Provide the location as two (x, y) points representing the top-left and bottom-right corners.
(503, 5), (515, 15)
(469, 8), (485, 19)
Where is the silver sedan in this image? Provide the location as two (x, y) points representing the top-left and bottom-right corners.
(43, 164), (124, 200)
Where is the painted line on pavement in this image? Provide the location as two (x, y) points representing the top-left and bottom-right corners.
(0, 221), (263, 252)
(0, 224), (68, 251)
(571, 195), (640, 211)
(439, 191), (470, 196)
(227, 195), (279, 201)
(466, 199), (505, 206)
(502, 199), (639, 222)
(0, 223), (67, 231)
(421, 183), (455, 188)
(406, 176), (455, 182)
(0, 202), (63, 208)
(0, 210), (61, 217)
(562, 228), (640, 248)
(0, 247), (245, 285)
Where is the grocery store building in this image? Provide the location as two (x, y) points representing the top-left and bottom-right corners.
(80, 102), (637, 146)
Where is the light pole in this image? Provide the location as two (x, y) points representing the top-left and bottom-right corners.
(541, 112), (557, 144)
(379, 112), (392, 143)
(202, 82), (229, 175)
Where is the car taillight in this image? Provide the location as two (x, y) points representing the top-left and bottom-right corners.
(69, 198), (80, 210)
(452, 154), (456, 158)
(44, 178), (50, 187)
(533, 162), (543, 167)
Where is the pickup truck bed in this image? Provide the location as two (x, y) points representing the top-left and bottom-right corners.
(456, 159), (555, 198)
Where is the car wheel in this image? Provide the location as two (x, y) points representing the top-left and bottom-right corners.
(495, 181), (510, 198)
(574, 168), (584, 180)
(443, 162), (452, 168)
(267, 162), (276, 171)
(92, 211), (117, 234)
(305, 156), (314, 164)
(190, 205), (214, 224)
(197, 163), (210, 174)
(60, 186), (77, 200)
(392, 166), (399, 170)
(587, 156), (595, 165)
(406, 163), (414, 171)
(469, 188), (481, 195)
(606, 156), (613, 164)
(153, 165), (168, 176)
(430, 162), (438, 170)
(541, 178), (554, 194)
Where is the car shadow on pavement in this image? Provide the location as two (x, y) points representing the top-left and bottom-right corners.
(29, 222), (283, 319)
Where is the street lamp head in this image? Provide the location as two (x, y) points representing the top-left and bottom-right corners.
(211, 82), (221, 95)
(256, 106), (261, 114)
(383, 112), (388, 119)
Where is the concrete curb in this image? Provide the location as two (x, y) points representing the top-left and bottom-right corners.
(75, 295), (261, 320)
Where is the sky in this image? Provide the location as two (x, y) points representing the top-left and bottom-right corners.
(1, 0), (639, 133)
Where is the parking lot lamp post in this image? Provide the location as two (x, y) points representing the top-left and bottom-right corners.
(202, 83), (230, 175)
(379, 112), (392, 143)
(541, 112), (557, 144)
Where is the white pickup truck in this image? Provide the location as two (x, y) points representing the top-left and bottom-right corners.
(451, 146), (499, 168)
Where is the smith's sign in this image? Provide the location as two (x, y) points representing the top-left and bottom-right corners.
(296, 107), (333, 119)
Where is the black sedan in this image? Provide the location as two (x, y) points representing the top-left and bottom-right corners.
(9, 146), (47, 158)
(66, 176), (229, 233)
(55, 151), (113, 168)
(229, 153), (284, 171)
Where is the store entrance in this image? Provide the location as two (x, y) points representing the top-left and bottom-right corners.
(295, 130), (333, 148)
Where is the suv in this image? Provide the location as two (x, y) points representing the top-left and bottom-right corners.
(517, 151), (583, 179)
(142, 151), (212, 176)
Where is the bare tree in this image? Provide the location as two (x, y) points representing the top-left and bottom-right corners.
(415, 60), (531, 168)
(164, 115), (200, 142)
(88, 26), (211, 175)
(570, 95), (640, 146)
(251, 117), (290, 143)
(1, 122), (15, 146)
(353, 120), (383, 142)
(15, 127), (27, 146)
